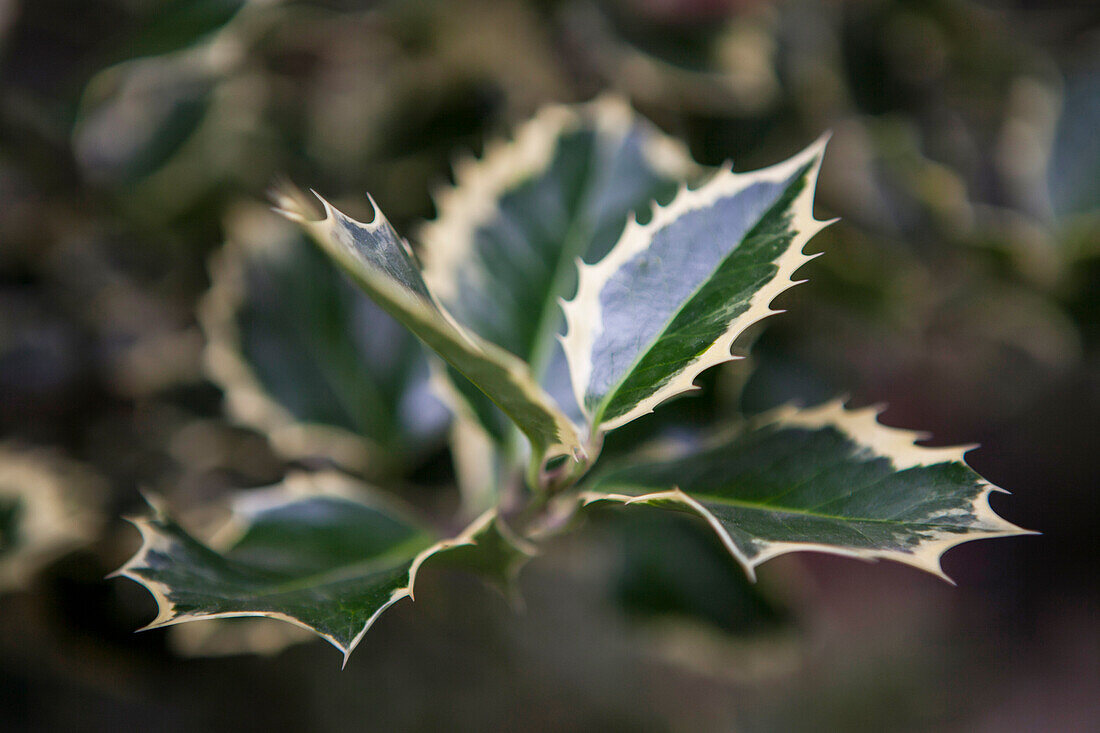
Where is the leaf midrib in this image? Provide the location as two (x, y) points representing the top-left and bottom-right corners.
(526, 135), (601, 382)
(232, 533), (435, 597)
(590, 166), (810, 429)
(638, 489), (976, 530)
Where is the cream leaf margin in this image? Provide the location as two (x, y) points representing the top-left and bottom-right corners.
(562, 135), (833, 435)
(111, 472), (531, 666)
(0, 444), (105, 590)
(584, 399), (1035, 582)
(272, 189), (585, 473)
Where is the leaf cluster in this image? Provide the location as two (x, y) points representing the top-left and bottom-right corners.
(114, 98), (1030, 662)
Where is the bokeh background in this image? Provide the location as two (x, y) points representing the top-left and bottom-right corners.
(1, 0), (1097, 730)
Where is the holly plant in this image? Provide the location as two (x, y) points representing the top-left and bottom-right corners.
(114, 97), (1031, 665)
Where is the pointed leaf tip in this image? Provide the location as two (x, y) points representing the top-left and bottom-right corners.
(276, 184), (585, 474)
(562, 137), (832, 437)
(112, 475), (538, 663)
(586, 400), (1032, 581)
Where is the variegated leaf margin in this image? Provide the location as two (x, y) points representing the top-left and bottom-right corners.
(562, 136), (833, 437)
(111, 472), (531, 665)
(419, 94), (698, 371)
(416, 95), (701, 485)
(584, 400), (1034, 582)
(273, 189), (585, 478)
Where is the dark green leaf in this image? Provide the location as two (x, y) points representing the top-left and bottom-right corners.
(121, 0), (247, 61)
(585, 401), (1032, 581)
(113, 473), (532, 663)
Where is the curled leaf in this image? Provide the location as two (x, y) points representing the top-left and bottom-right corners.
(274, 189), (584, 480)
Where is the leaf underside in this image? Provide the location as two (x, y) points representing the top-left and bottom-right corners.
(563, 136), (832, 437)
(112, 474), (530, 664)
(584, 400), (1033, 581)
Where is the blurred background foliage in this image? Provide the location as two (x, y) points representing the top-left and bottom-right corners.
(0, 0), (1097, 730)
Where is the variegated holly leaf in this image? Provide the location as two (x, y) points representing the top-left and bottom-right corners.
(74, 38), (229, 187)
(273, 189), (584, 481)
(201, 205), (447, 474)
(419, 95), (701, 492)
(420, 96), (698, 386)
(584, 401), (1033, 581)
(112, 473), (531, 664)
(562, 137), (832, 438)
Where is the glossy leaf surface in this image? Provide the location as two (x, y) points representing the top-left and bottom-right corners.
(274, 188), (584, 476)
(585, 401), (1032, 580)
(114, 474), (529, 664)
(563, 138), (830, 436)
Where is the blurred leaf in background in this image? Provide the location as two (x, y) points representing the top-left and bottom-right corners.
(202, 203), (447, 477)
(0, 444), (105, 591)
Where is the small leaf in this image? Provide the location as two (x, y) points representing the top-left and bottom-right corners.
(585, 401), (1033, 581)
(274, 189), (584, 479)
(200, 205), (447, 473)
(562, 137), (832, 437)
(112, 473), (531, 664)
